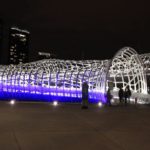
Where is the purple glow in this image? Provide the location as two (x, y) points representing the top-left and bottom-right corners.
(0, 83), (106, 103)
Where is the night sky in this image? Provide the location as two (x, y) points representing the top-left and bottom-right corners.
(0, 0), (150, 61)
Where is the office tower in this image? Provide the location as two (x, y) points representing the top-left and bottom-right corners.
(0, 19), (3, 63)
(8, 27), (30, 64)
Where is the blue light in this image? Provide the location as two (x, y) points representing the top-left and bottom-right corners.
(0, 83), (107, 103)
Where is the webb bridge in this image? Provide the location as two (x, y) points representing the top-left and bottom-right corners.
(0, 47), (150, 103)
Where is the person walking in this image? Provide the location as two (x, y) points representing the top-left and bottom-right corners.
(106, 88), (112, 106)
(81, 82), (89, 109)
(124, 86), (131, 104)
(118, 87), (124, 104)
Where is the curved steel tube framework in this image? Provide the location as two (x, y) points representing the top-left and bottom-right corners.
(108, 47), (147, 93)
(0, 47), (149, 103)
(0, 60), (109, 102)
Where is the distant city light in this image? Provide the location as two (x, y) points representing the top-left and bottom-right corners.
(11, 27), (30, 34)
(38, 52), (51, 57)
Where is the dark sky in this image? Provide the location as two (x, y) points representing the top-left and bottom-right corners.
(0, 0), (150, 61)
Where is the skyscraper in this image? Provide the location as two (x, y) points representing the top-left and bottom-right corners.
(0, 19), (3, 63)
(8, 27), (30, 64)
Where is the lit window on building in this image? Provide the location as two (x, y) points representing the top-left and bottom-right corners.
(8, 27), (30, 65)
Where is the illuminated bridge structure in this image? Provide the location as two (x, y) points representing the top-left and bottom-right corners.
(0, 47), (149, 103)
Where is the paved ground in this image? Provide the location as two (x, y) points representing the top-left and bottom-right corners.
(0, 101), (150, 150)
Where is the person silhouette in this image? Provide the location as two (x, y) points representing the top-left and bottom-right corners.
(124, 86), (131, 104)
(118, 87), (124, 103)
(106, 88), (112, 106)
(82, 82), (89, 109)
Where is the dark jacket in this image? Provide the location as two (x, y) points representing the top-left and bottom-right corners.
(118, 89), (124, 98)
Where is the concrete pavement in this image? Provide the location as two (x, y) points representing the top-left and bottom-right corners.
(0, 102), (150, 150)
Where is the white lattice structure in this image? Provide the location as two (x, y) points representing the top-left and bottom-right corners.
(0, 47), (149, 103)
(140, 53), (150, 75)
(0, 59), (109, 102)
(108, 47), (147, 94)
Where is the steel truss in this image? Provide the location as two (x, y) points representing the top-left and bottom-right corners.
(0, 47), (149, 102)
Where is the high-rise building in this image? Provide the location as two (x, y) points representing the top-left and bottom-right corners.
(0, 20), (10, 65)
(0, 19), (3, 63)
(8, 27), (30, 64)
